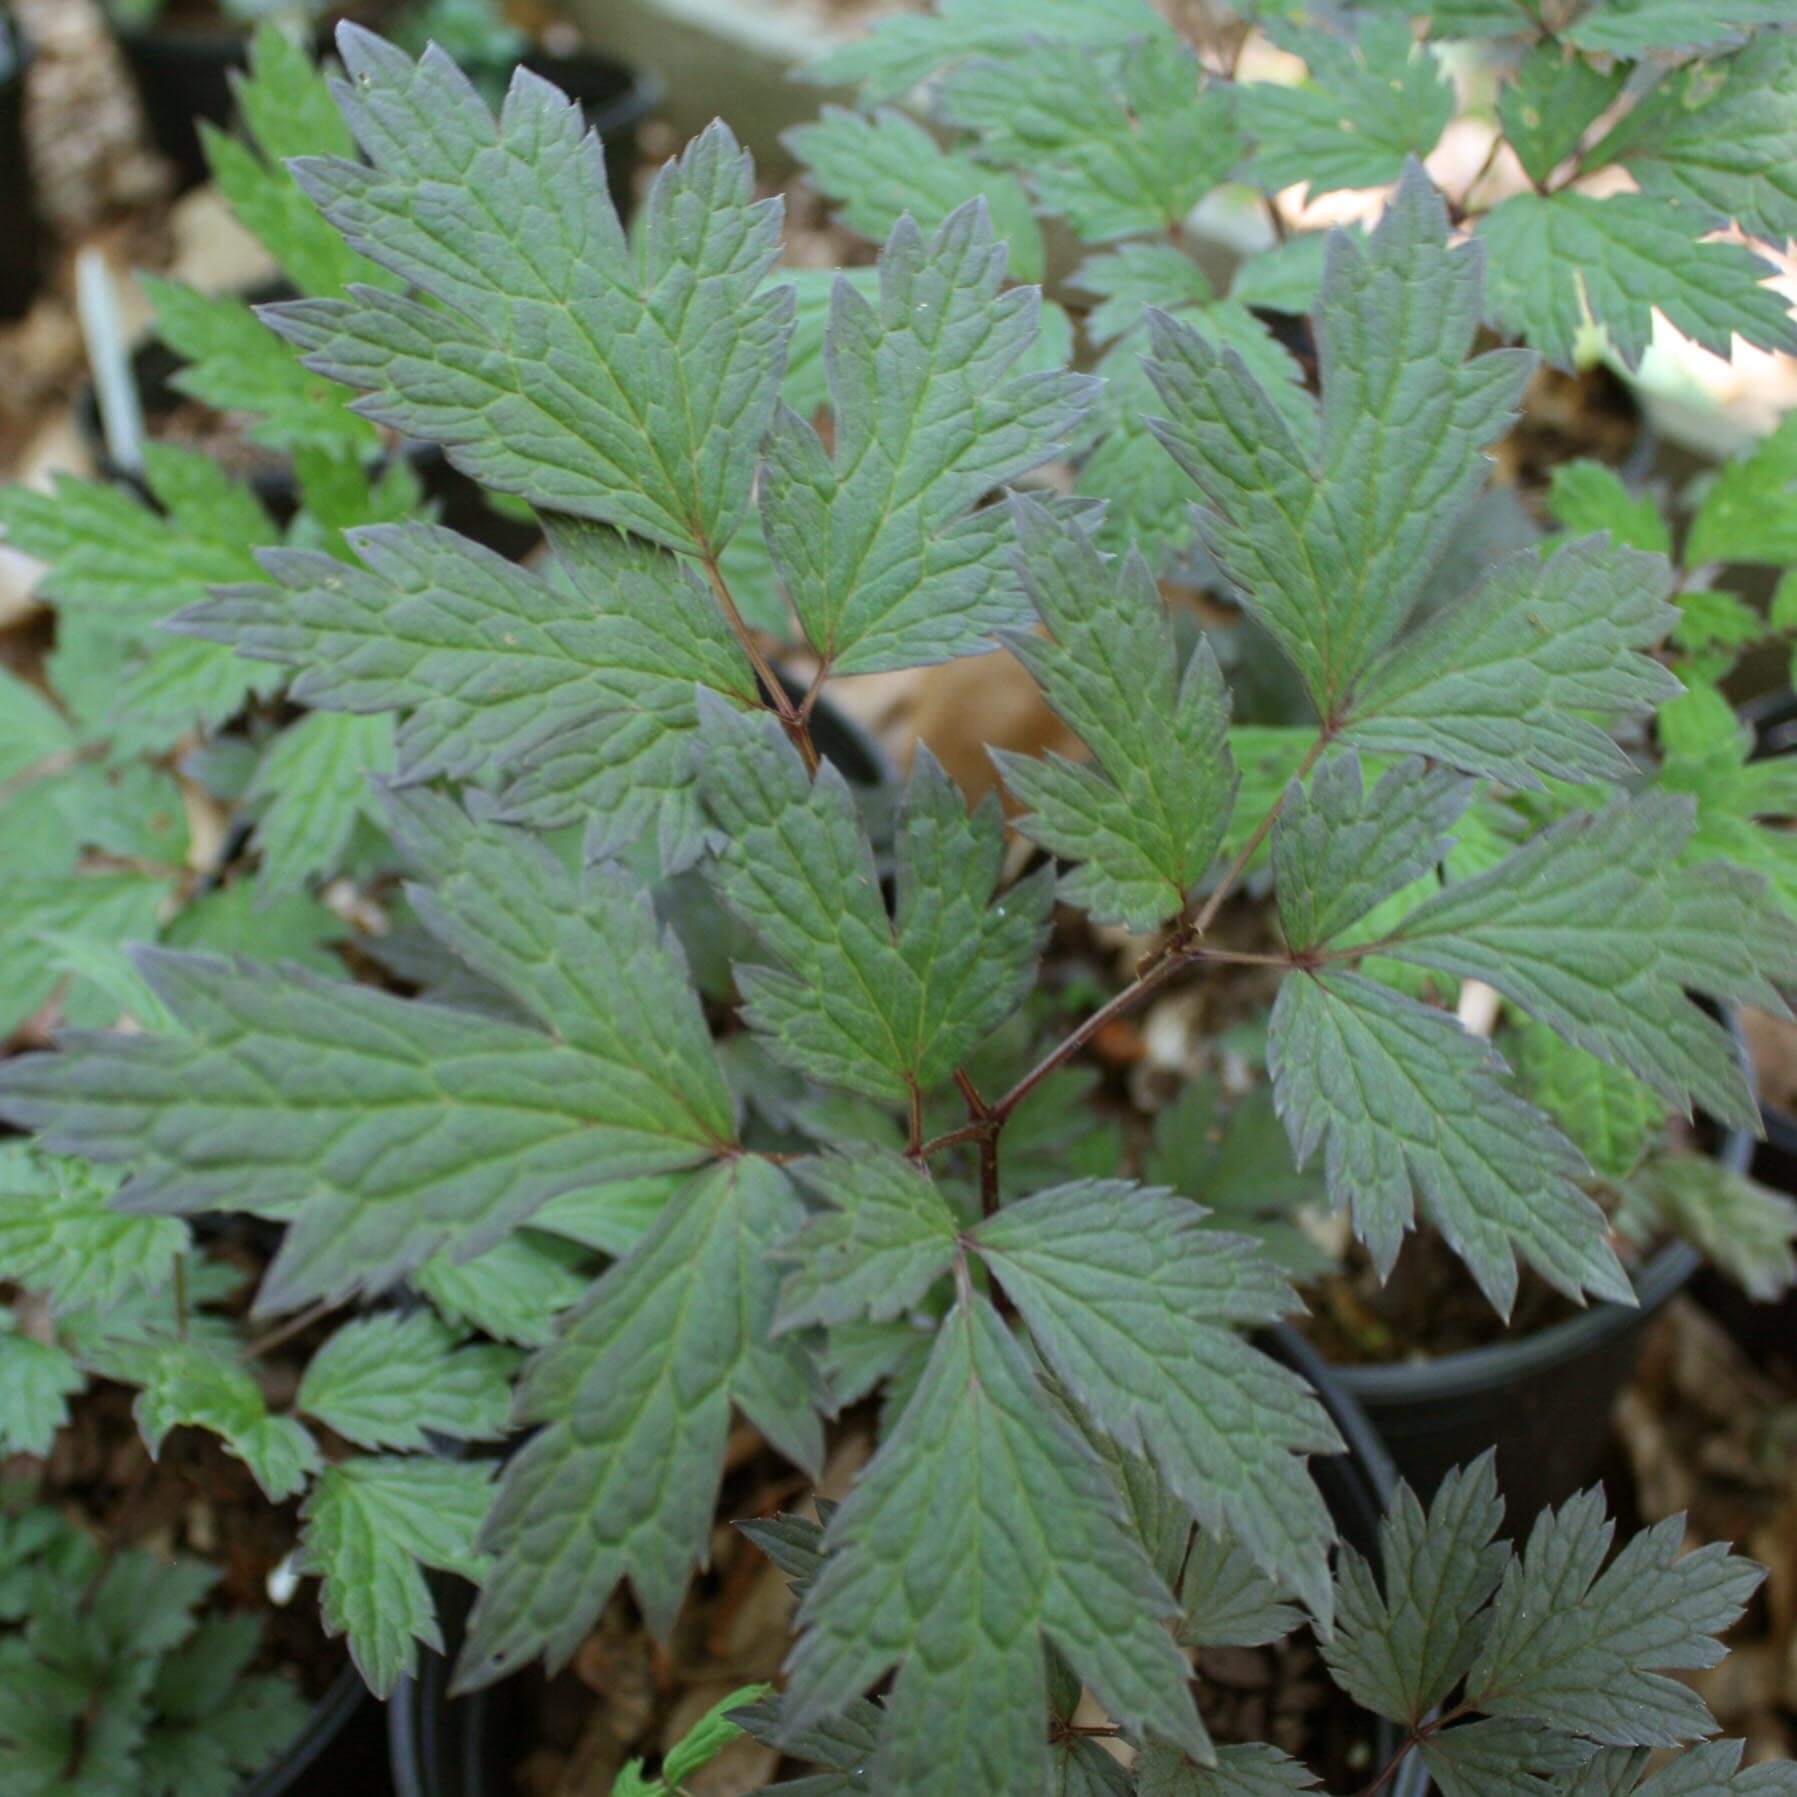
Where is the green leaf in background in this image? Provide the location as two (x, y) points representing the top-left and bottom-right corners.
(1466, 1493), (1761, 1747)
(1498, 42), (1627, 191)
(243, 711), (394, 897)
(1377, 795), (1797, 1132)
(184, 519), (761, 874)
(1240, 18), (1453, 198)
(1628, 1158), (1797, 1302)
(1341, 537), (1681, 789)
(973, 1180), (1340, 1618)
(993, 495), (1238, 931)
(1559, 1741), (1797, 1795)
(1149, 168), (1530, 715)
(413, 1232), (587, 1348)
(162, 879), (347, 978)
(1076, 242), (1216, 348)
(1543, 461), (1671, 557)
(1270, 969), (1629, 1315)
(269, 33), (789, 557)
(1135, 1741), (1318, 1796)
(698, 702), (1050, 1104)
(300, 1455), (495, 1696)
(784, 1292), (1204, 1792)
(784, 108), (1042, 282)
(1683, 413), (1797, 567)
(0, 1333), (83, 1456)
(1562, 0), (1791, 56)
(1177, 1527), (1303, 1651)
(938, 37), (1230, 243)
(1476, 191), (1797, 372)
(1325, 1457), (1509, 1730)
(777, 1148), (961, 1333)
(1513, 1020), (1667, 1182)
(297, 1311), (518, 1451)
(757, 204), (1090, 674)
(0, 870), (172, 1038)
(460, 1157), (820, 1685)
(803, 0), (1175, 103)
(0, 1145), (186, 1313)
(1422, 1719), (1598, 1797)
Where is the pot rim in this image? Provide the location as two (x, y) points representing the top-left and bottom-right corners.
(242, 1656), (368, 1797)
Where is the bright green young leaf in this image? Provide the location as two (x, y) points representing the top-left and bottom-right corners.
(1340, 537), (1682, 789)
(1544, 462), (1671, 558)
(785, 108), (1042, 282)
(777, 1148), (961, 1333)
(1269, 970), (1630, 1315)
(698, 702), (1050, 1104)
(0, 797), (736, 1308)
(939, 37), (1229, 243)
(268, 32), (790, 557)
(1148, 168), (1530, 715)
(993, 494), (1237, 931)
(972, 1179), (1340, 1619)
(300, 1455), (495, 1696)
(757, 204), (1091, 674)
(244, 711), (394, 896)
(0, 667), (71, 784)
(129, 1342), (321, 1502)
(1498, 43), (1626, 190)
(205, 22), (400, 298)
(183, 518), (760, 874)
(1684, 413), (1797, 568)
(0, 871), (172, 1038)
(413, 1232), (587, 1348)
(1630, 1158), (1797, 1302)
(0, 1145), (187, 1313)
(1375, 794), (1797, 1132)
(803, 0), (1175, 102)
(784, 1292), (1204, 1791)
(1325, 1456), (1508, 1729)
(0, 1334), (82, 1456)
(1476, 191), (1797, 372)
(458, 1157), (820, 1686)
(1273, 755), (1471, 953)
(1076, 242), (1216, 348)
(1178, 1528), (1303, 1651)
(1240, 18), (1453, 198)
(162, 879), (347, 978)
(1466, 1492), (1762, 1747)
(1513, 1021), (1667, 1182)
(297, 1311), (518, 1451)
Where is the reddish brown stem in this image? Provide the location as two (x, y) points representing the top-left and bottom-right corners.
(701, 550), (819, 775)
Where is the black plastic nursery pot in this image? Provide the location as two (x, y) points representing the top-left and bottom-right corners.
(1334, 1029), (1757, 1529)
(243, 1658), (386, 1797)
(386, 1325), (1426, 1796)
(0, 6), (41, 322)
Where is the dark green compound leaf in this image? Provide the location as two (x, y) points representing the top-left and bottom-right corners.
(938, 36), (1232, 244)
(698, 701), (1050, 1104)
(1476, 191), (1797, 373)
(1559, 1742), (1797, 1795)
(300, 1455), (495, 1696)
(1239, 17), (1453, 198)
(1273, 755), (1472, 954)
(803, 0), (1176, 103)
(1423, 1719), (1598, 1797)
(1339, 537), (1682, 790)
(296, 1311), (518, 1451)
(971, 1180), (1341, 1621)
(1589, 34), (1797, 245)
(1497, 42), (1626, 191)
(181, 518), (760, 874)
(1269, 971), (1630, 1316)
(1324, 1456), (1509, 1729)
(0, 805), (736, 1309)
(267, 30), (791, 558)
(1136, 1740), (1318, 1796)
(1178, 1528), (1303, 1650)
(783, 108), (1043, 282)
(1466, 1490), (1762, 1747)
(757, 204), (1093, 675)
(777, 1148), (961, 1333)
(1376, 794), (1797, 1133)
(783, 1292), (1205, 1793)
(734, 1690), (882, 1794)
(992, 495), (1237, 932)
(457, 1157), (821, 1688)
(1148, 167), (1530, 717)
